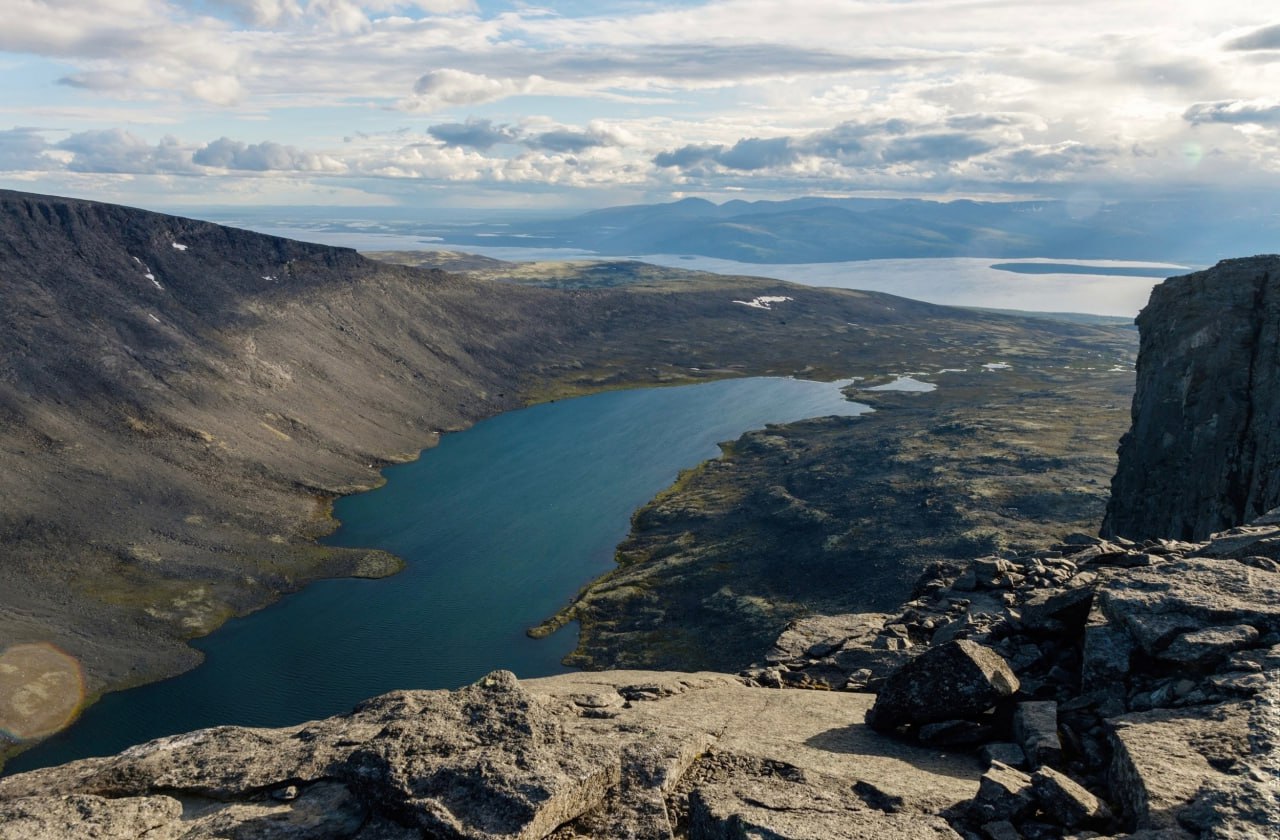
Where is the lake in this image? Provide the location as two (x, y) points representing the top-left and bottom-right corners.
(5, 376), (870, 773)
(231, 224), (1184, 317)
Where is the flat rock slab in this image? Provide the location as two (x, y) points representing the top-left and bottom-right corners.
(1108, 701), (1254, 832)
(0, 670), (983, 840)
(688, 776), (962, 839)
(0, 793), (183, 840)
(525, 670), (981, 816)
(1097, 557), (1280, 654)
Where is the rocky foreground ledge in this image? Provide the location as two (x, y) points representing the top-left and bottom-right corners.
(3, 516), (1278, 839)
(748, 515), (1280, 840)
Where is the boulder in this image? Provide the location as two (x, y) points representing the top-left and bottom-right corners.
(1030, 767), (1111, 828)
(1012, 702), (1061, 770)
(867, 641), (1019, 732)
(1018, 587), (1095, 635)
(971, 762), (1035, 823)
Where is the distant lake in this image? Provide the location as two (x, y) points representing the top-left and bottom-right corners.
(990, 262), (1181, 278)
(233, 224), (1185, 317)
(6, 377), (869, 774)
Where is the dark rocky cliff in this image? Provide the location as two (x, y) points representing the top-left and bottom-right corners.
(1103, 255), (1280, 541)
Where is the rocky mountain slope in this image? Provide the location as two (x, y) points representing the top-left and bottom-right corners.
(1104, 255), (1280, 541)
(0, 190), (1137, 766)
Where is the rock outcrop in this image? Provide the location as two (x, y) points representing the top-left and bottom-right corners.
(0, 670), (980, 839)
(1104, 255), (1280, 541)
(754, 522), (1280, 839)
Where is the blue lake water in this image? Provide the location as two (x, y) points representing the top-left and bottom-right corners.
(6, 376), (869, 773)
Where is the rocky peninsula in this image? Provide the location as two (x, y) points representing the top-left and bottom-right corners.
(1, 233), (1276, 836)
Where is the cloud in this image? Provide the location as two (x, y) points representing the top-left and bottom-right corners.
(193, 137), (346, 171)
(880, 133), (998, 164)
(996, 143), (1113, 177)
(655, 119), (999, 174)
(1184, 100), (1280, 126)
(208, 0), (302, 26)
(427, 119), (516, 150)
(525, 125), (625, 153)
(0, 128), (51, 171)
(1226, 23), (1280, 51)
(57, 129), (198, 174)
(403, 69), (537, 112)
(653, 143), (723, 169)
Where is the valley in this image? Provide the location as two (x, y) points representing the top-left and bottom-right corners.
(0, 189), (1135, 770)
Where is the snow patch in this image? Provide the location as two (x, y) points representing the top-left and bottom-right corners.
(171, 242), (188, 251)
(983, 363), (1012, 371)
(262, 275), (277, 282)
(733, 295), (793, 310)
(148, 314), (161, 323)
(865, 376), (937, 393)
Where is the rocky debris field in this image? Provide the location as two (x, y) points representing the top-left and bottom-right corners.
(748, 515), (1280, 839)
(3, 515), (1276, 838)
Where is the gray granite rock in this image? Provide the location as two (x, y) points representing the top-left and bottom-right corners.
(1031, 767), (1111, 828)
(1013, 702), (1062, 770)
(971, 762), (1035, 823)
(0, 670), (984, 840)
(0, 793), (183, 840)
(1157, 624), (1260, 669)
(1097, 557), (1280, 655)
(867, 640), (1019, 732)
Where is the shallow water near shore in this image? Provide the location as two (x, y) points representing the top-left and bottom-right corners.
(6, 376), (870, 773)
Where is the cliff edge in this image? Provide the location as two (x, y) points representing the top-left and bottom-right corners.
(1104, 255), (1280, 540)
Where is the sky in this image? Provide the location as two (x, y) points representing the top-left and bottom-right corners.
(1, 1), (1280, 212)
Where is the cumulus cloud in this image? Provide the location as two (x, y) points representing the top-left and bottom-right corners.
(1184, 100), (1280, 126)
(193, 137), (346, 171)
(57, 129), (198, 174)
(6, 2), (1280, 203)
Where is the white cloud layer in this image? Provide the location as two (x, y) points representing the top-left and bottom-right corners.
(1, 1), (1279, 206)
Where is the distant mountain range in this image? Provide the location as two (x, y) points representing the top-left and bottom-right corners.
(254, 195), (1277, 265)
(460, 196), (1280, 264)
